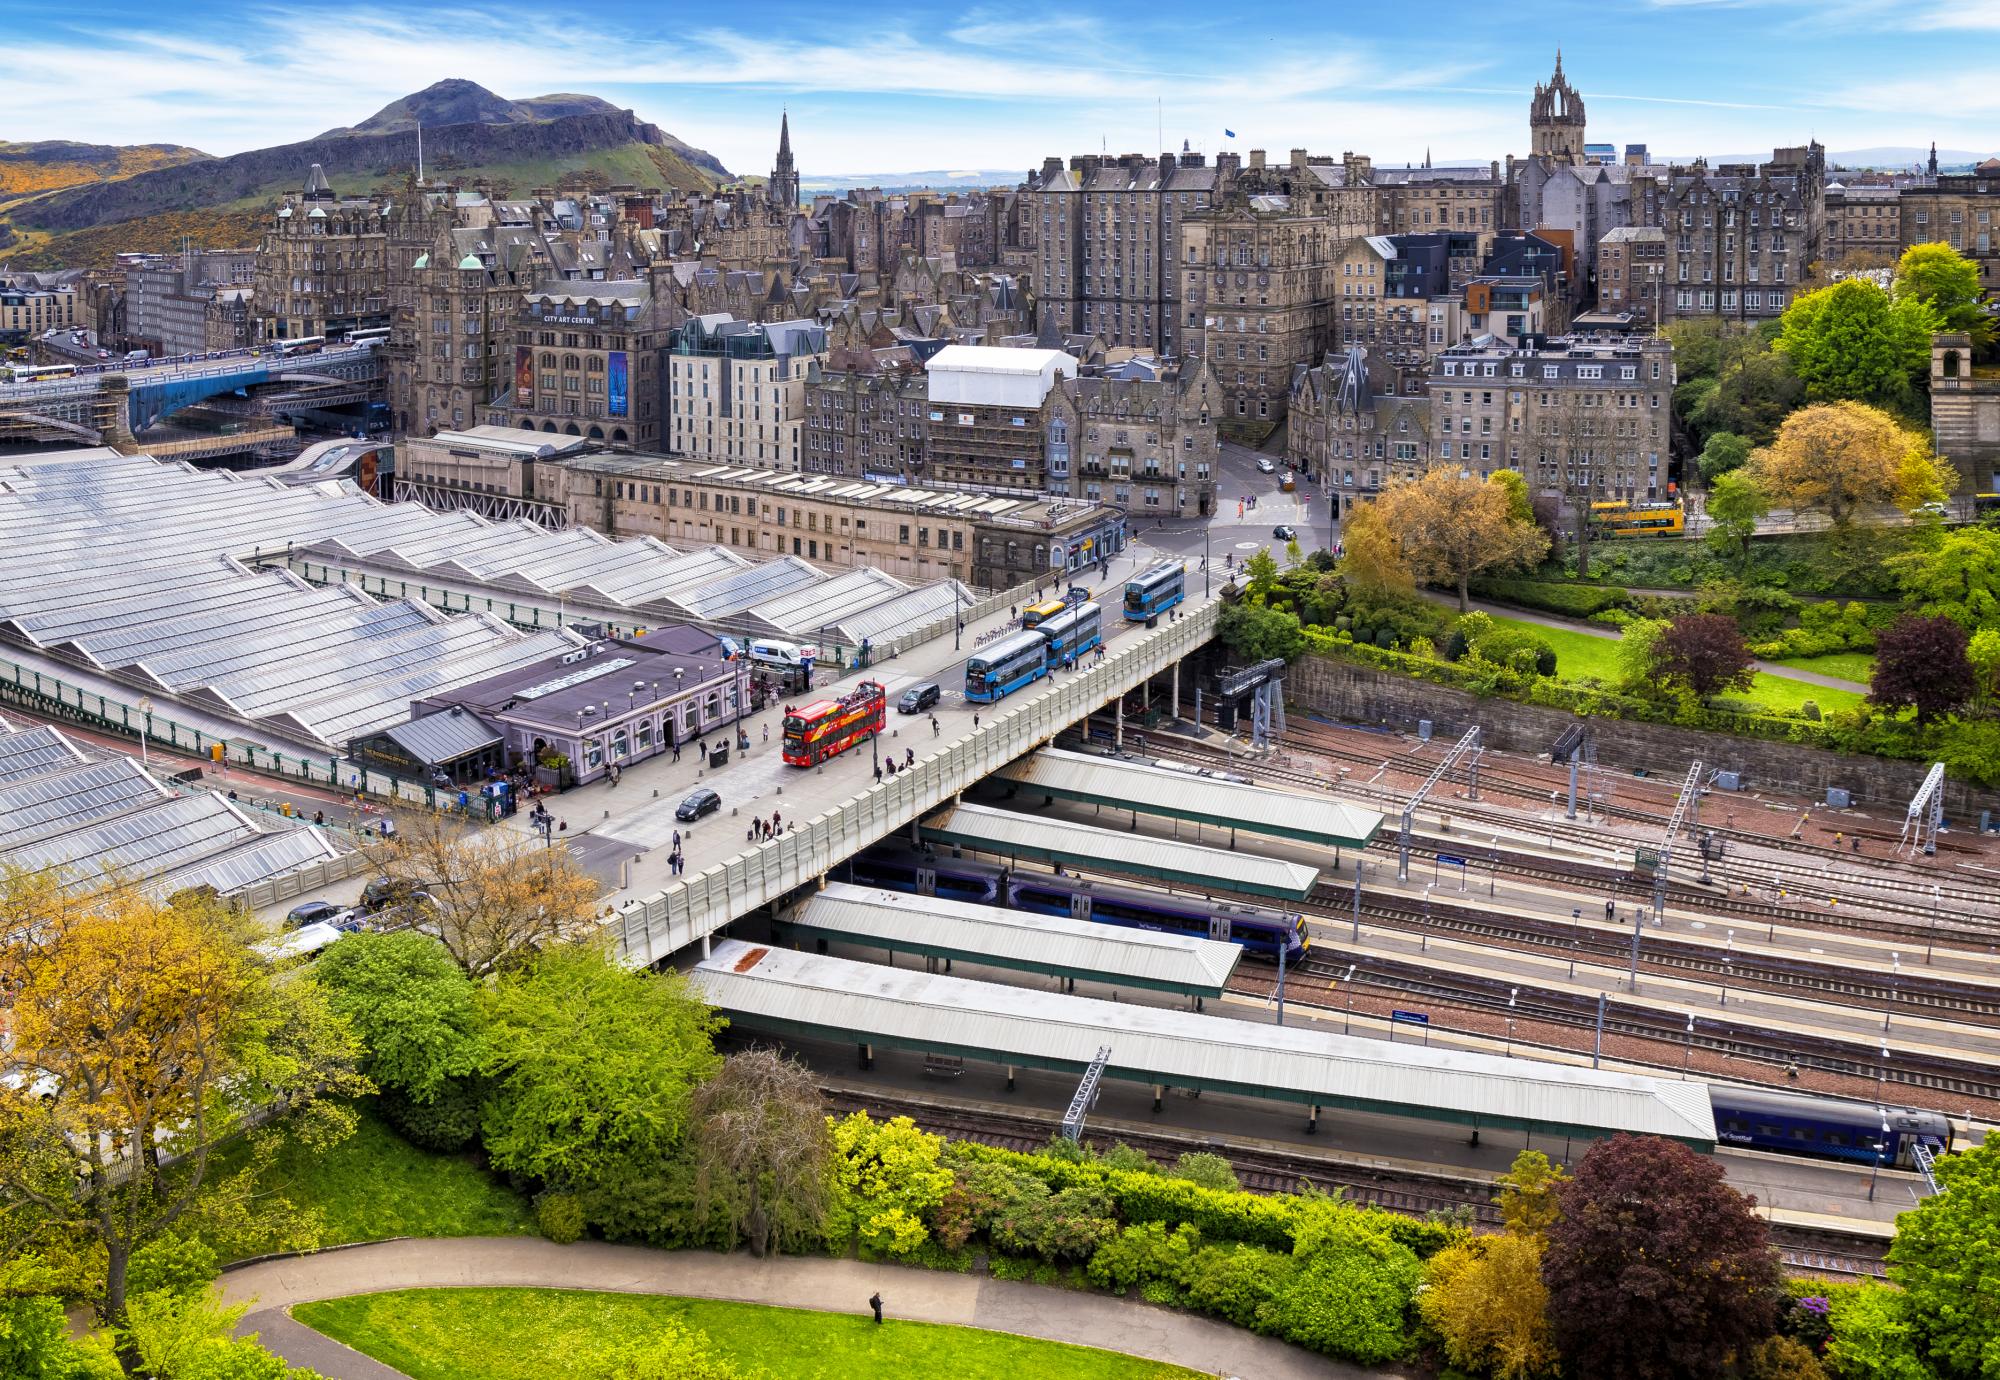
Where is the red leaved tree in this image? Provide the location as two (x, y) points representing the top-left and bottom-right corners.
(1542, 1134), (1781, 1380)
(1871, 614), (1976, 723)
(1651, 614), (1757, 700)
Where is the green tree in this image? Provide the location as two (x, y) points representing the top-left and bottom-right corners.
(1777, 278), (1938, 411)
(1705, 470), (1771, 574)
(1823, 1286), (1931, 1380)
(1492, 468), (1536, 526)
(1172, 1152), (1240, 1193)
(826, 1113), (954, 1257)
(1968, 626), (2000, 701)
(1241, 547), (1280, 602)
(1615, 618), (1671, 693)
(1495, 1150), (1568, 1240)
(119, 1286), (324, 1380)
(478, 946), (723, 1194)
(1888, 526), (2000, 630)
(1217, 602), (1306, 663)
(314, 931), (484, 1104)
(1285, 537), (1304, 567)
(689, 1049), (835, 1258)
(1272, 1205), (1423, 1364)
(0, 1258), (122, 1380)
(1692, 353), (1805, 448)
(1697, 431), (1755, 483)
(1888, 1136), (2000, 1378)
(1894, 241), (1993, 350)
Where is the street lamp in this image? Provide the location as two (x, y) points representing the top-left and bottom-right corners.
(1505, 987), (1518, 1056)
(1928, 886), (1939, 964)
(1886, 952), (1900, 1034)
(1683, 1013), (1695, 1077)
(1343, 964), (1357, 1035)
(136, 695), (152, 770)
(1422, 885), (1433, 952)
(1868, 1115), (1891, 1202)
(1569, 907), (1581, 979)
(1876, 1043), (1891, 1105)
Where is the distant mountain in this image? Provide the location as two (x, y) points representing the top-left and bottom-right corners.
(0, 139), (209, 198)
(799, 168), (1024, 195)
(320, 79), (629, 139)
(0, 81), (733, 269)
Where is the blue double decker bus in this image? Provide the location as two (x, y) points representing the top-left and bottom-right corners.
(964, 629), (1054, 703)
(1035, 600), (1102, 666)
(1123, 561), (1185, 622)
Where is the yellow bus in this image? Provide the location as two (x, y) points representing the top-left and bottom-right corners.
(1020, 599), (1069, 628)
(1588, 498), (1685, 537)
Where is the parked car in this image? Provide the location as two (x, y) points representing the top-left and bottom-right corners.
(1273, 525), (1297, 540)
(285, 899), (346, 930)
(897, 682), (941, 714)
(1914, 501), (1950, 518)
(676, 787), (722, 822)
(1256, 458), (1276, 474)
(359, 876), (425, 913)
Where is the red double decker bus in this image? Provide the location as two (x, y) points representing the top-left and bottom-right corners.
(782, 680), (886, 767)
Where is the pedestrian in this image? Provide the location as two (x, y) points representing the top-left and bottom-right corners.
(874, 761), (883, 784)
(1604, 898), (1614, 922)
(869, 1292), (883, 1325)
(904, 748), (914, 768)
(885, 759), (897, 778)
(672, 829), (681, 850)
(1784, 1061), (1799, 1082)
(772, 811), (782, 834)
(930, 715), (940, 737)
(973, 712), (980, 729)
(762, 723), (770, 744)
(313, 810), (325, 825)
(672, 741), (682, 763)
(748, 823), (757, 844)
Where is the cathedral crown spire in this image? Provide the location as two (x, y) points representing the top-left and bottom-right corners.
(769, 110), (799, 210)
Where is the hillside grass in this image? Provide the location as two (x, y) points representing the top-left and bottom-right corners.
(295, 1289), (1201, 1380)
(1769, 651), (1876, 685)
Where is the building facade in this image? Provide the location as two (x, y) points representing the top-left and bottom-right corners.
(254, 164), (390, 341)
(509, 282), (674, 448)
(1068, 358), (1221, 517)
(667, 315), (828, 471)
(1427, 333), (1675, 504)
(1530, 53), (1588, 164)
(921, 344), (1080, 492)
(1660, 147), (1825, 325)
(125, 250), (255, 357)
(1900, 165), (2000, 293)
(1287, 347), (1433, 515)
(1932, 333), (2000, 493)
(1595, 226), (1667, 328)
(801, 348), (930, 480)
(1824, 184), (1903, 269)
(0, 287), (77, 344)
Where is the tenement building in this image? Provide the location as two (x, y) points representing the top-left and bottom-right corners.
(1824, 183), (1902, 269)
(1900, 163), (2000, 294)
(1426, 333), (1674, 504)
(254, 164), (391, 342)
(800, 346), (930, 481)
(509, 281), (675, 448)
(1660, 146), (1826, 325)
(1068, 356), (1222, 517)
(1287, 346), (1432, 516)
(1595, 227), (1668, 329)
(922, 344), (1080, 492)
(667, 315), (828, 471)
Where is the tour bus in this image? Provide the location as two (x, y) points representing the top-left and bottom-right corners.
(0, 363), (77, 384)
(275, 336), (326, 357)
(1587, 498), (1686, 537)
(782, 681), (886, 767)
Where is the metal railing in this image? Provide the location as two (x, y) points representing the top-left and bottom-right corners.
(610, 599), (1219, 964)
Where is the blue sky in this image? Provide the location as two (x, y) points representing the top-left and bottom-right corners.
(2, 0), (1996, 177)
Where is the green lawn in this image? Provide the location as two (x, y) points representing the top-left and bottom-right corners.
(205, 1105), (532, 1259)
(1770, 651), (1876, 686)
(294, 1288), (1200, 1380)
(1479, 615), (1866, 715)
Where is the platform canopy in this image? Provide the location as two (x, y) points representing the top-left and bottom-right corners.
(694, 940), (1718, 1145)
(993, 748), (1384, 851)
(918, 801), (1319, 900)
(780, 881), (1241, 998)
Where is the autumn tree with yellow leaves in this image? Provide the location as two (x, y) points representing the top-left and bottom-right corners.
(1416, 1150), (1568, 1380)
(1370, 468), (1549, 612)
(1749, 401), (1957, 530)
(369, 811), (603, 977)
(0, 873), (365, 1329)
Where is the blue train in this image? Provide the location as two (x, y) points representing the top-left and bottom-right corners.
(844, 843), (1308, 962)
(1708, 1084), (1952, 1169)
(963, 601), (1104, 704)
(1124, 561), (1185, 621)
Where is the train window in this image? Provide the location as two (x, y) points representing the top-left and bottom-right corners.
(1723, 1119), (1747, 1133)
(1825, 1133), (1846, 1146)
(1757, 1125), (1782, 1138)
(1791, 1128), (1809, 1140)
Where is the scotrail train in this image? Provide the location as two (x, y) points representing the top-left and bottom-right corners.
(842, 849), (1957, 1172)
(963, 600), (1104, 704)
(842, 842), (1306, 962)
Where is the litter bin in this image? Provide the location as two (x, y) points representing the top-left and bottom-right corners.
(708, 742), (730, 769)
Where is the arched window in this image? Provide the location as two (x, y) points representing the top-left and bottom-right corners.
(540, 352), (555, 368)
(587, 425), (604, 440)
(611, 428), (628, 443)
(1943, 350), (1962, 379)
(519, 419), (535, 430)
(564, 423), (581, 436)
(542, 421), (557, 433)
(564, 354), (581, 370)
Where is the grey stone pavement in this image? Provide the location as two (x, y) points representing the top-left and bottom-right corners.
(225, 1237), (1398, 1380)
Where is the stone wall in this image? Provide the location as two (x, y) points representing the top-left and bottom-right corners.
(1283, 654), (2000, 822)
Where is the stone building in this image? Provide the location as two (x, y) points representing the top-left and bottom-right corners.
(1595, 226), (1667, 328)
(1287, 346), (1433, 516)
(1067, 356), (1221, 517)
(254, 164), (391, 342)
(801, 346), (930, 480)
(1427, 333), (1675, 504)
(922, 344), (1080, 493)
(125, 250), (254, 356)
(1177, 191), (1337, 437)
(508, 281), (675, 448)
(1931, 332), (2000, 493)
(1899, 164), (2000, 293)
(667, 314), (828, 471)
(1659, 146), (1825, 324)
(1530, 52), (1588, 164)
(1824, 183), (1902, 269)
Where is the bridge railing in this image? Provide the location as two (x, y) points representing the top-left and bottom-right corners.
(610, 598), (1218, 965)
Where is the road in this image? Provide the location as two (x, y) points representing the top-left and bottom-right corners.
(1152, 433), (1336, 568)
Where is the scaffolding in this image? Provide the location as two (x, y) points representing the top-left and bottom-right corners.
(1399, 725), (1481, 881)
(1897, 762), (1947, 858)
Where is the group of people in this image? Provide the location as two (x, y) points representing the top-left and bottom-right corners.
(872, 747), (918, 784)
(749, 811), (786, 843)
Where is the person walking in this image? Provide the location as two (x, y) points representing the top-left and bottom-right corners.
(672, 740), (682, 763)
(874, 760), (883, 784)
(973, 712), (980, 729)
(930, 714), (939, 737)
(762, 723), (770, 744)
(904, 748), (914, 768)
(869, 1292), (883, 1325)
(672, 829), (681, 851)
(1604, 898), (1615, 922)
(772, 811), (782, 835)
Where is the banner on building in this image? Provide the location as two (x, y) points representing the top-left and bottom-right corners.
(515, 347), (533, 404)
(608, 350), (629, 418)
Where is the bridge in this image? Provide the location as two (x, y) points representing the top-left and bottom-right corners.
(602, 593), (1223, 967)
(0, 345), (383, 448)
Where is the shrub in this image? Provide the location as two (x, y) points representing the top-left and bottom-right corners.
(1443, 627), (1470, 661)
(1270, 1209), (1423, 1363)
(1098, 1142), (1157, 1175)
(381, 1080), (481, 1152)
(989, 1182), (1118, 1264)
(1743, 1335), (1831, 1380)
(1087, 1221), (1202, 1293)
(1176, 1242), (1297, 1331)
(1824, 1285), (1929, 1380)
(535, 1191), (586, 1245)
(1173, 1152), (1241, 1194)
(1470, 626), (1555, 677)
(127, 1232), (220, 1302)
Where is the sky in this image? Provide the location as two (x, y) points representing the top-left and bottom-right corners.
(2, 0), (1997, 179)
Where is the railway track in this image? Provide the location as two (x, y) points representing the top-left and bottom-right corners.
(819, 1086), (1888, 1278)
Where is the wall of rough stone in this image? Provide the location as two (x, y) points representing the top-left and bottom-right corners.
(1281, 654), (2000, 822)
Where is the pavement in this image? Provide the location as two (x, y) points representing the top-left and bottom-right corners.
(225, 1237), (1389, 1380)
(1421, 592), (1870, 692)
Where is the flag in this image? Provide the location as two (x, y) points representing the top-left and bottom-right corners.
(1224, 129), (1236, 138)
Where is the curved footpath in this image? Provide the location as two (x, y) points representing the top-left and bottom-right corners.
(223, 1237), (1392, 1380)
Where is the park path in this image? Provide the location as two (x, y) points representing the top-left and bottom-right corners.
(1422, 593), (1870, 692)
(225, 1237), (1395, 1380)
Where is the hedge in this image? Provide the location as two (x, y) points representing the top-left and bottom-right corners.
(1469, 578), (1633, 619)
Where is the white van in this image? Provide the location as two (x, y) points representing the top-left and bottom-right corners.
(748, 638), (810, 667)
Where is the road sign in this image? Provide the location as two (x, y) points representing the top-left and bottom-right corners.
(1391, 1010), (1430, 1026)
(1434, 853), (1467, 868)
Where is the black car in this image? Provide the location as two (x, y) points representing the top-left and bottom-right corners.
(285, 899), (345, 930)
(1273, 525), (1297, 540)
(360, 876), (414, 913)
(898, 682), (941, 714)
(676, 787), (722, 822)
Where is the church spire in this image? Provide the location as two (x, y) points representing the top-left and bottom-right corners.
(769, 109), (799, 211)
